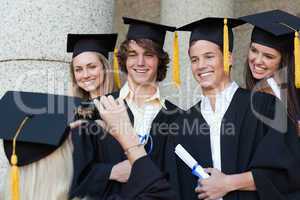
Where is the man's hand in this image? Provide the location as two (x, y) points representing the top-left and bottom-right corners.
(195, 168), (233, 200)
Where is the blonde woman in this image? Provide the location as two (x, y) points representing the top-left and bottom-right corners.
(0, 91), (81, 200)
(1, 34), (118, 200)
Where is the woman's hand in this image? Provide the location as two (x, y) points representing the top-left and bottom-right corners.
(109, 160), (132, 183)
(94, 96), (146, 164)
(94, 96), (139, 150)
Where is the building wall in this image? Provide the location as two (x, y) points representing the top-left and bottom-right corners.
(1, 0), (299, 106)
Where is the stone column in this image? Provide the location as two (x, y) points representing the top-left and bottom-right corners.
(0, 0), (114, 190)
(160, 0), (235, 109)
(0, 0), (114, 97)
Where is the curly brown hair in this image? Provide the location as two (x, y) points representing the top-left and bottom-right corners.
(117, 38), (170, 82)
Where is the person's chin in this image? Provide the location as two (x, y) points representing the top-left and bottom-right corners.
(252, 73), (266, 80)
(198, 81), (214, 90)
(84, 86), (98, 93)
(250, 68), (267, 80)
(134, 78), (155, 86)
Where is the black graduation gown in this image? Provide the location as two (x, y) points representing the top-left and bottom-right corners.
(165, 88), (300, 200)
(69, 91), (181, 199)
(106, 156), (177, 200)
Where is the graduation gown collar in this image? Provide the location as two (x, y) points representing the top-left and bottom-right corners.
(193, 86), (244, 174)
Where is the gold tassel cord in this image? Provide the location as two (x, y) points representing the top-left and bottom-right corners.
(294, 32), (300, 88)
(172, 32), (181, 88)
(113, 48), (121, 89)
(279, 22), (300, 88)
(11, 116), (30, 200)
(223, 18), (230, 74)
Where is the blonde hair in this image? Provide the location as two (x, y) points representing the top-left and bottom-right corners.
(0, 139), (9, 194)
(1, 135), (78, 200)
(70, 52), (115, 99)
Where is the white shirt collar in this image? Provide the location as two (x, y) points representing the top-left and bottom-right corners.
(119, 82), (166, 109)
(267, 77), (281, 100)
(200, 81), (239, 114)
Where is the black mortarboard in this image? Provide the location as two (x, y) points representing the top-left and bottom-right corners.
(123, 17), (176, 47)
(67, 34), (118, 58)
(0, 91), (81, 166)
(177, 17), (244, 74)
(177, 17), (244, 51)
(239, 9), (300, 51)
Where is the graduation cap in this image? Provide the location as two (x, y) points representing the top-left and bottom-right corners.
(67, 33), (118, 58)
(0, 91), (81, 199)
(177, 17), (244, 74)
(239, 9), (300, 88)
(123, 17), (176, 47)
(123, 17), (181, 87)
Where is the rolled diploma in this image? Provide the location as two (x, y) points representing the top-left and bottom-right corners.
(175, 144), (210, 179)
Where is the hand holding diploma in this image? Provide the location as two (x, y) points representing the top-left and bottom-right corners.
(175, 144), (236, 199)
(175, 144), (210, 179)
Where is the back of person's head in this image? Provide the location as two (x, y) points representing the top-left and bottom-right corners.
(1, 137), (74, 200)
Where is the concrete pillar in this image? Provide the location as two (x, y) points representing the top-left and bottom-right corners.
(160, 0), (234, 109)
(0, 0), (114, 190)
(0, 0), (114, 97)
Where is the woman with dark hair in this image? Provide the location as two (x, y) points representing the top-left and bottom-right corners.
(243, 10), (300, 134)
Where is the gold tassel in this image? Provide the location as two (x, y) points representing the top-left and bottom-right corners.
(10, 116), (30, 200)
(172, 32), (181, 88)
(113, 48), (121, 89)
(11, 155), (19, 200)
(294, 32), (300, 88)
(223, 18), (230, 74)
